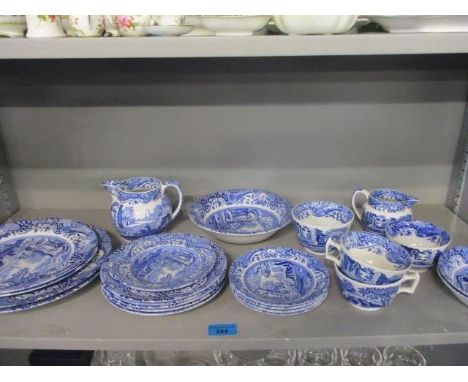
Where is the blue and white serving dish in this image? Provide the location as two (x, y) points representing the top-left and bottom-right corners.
(352, 188), (418, 234)
(0, 227), (112, 313)
(100, 232), (227, 315)
(325, 231), (412, 285)
(292, 201), (354, 255)
(386, 220), (451, 270)
(0, 218), (98, 296)
(334, 264), (420, 311)
(229, 247), (330, 315)
(437, 246), (468, 299)
(189, 189), (292, 244)
(103, 233), (218, 292)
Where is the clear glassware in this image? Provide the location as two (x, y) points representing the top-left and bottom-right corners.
(143, 351), (178, 366)
(382, 346), (427, 366)
(297, 348), (339, 366)
(213, 349), (296, 366)
(91, 351), (137, 366)
(173, 351), (217, 366)
(340, 347), (382, 366)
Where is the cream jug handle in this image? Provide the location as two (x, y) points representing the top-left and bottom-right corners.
(325, 237), (342, 266)
(352, 188), (370, 221)
(161, 179), (183, 220)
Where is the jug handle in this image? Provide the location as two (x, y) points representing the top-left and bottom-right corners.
(161, 179), (183, 220)
(351, 188), (370, 221)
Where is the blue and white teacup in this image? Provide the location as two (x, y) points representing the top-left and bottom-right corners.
(292, 201), (354, 255)
(386, 219), (451, 270)
(334, 263), (420, 311)
(325, 231), (412, 285)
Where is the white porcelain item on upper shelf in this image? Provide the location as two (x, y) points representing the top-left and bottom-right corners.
(26, 15), (66, 38)
(66, 15), (105, 37)
(273, 15), (358, 35)
(200, 15), (271, 36)
(114, 15), (151, 36)
(369, 16), (468, 33)
(183, 15), (215, 36)
(144, 25), (194, 37)
(103, 15), (120, 37)
(0, 16), (26, 37)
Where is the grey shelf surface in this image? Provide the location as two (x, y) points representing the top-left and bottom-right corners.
(0, 204), (467, 351)
(2, 33), (468, 59)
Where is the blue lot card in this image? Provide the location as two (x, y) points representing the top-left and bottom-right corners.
(208, 323), (238, 336)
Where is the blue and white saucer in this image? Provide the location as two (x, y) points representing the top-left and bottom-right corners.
(0, 218), (98, 296)
(0, 227), (111, 313)
(189, 189), (292, 244)
(104, 233), (218, 292)
(229, 247), (330, 315)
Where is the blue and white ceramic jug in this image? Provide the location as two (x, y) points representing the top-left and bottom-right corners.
(352, 188), (418, 234)
(102, 177), (183, 240)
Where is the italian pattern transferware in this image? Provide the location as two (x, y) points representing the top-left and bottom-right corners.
(0, 218), (98, 296)
(386, 220), (451, 270)
(352, 189), (418, 234)
(189, 189), (292, 244)
(325, 231), (412, 285)
(437, 246), (468, 299)
(100, 232), (227, 315)
(229, 247), (330, 315)
(334, 264), (420, 311)
(103, 233), (217, 292)
(0, 227), (112, 313)
(102, 177), (183, 240)
(292, 201), (354, 255)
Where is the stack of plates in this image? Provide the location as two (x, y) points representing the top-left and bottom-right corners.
(100, 233), (227, 315)
(437, 246), (468, 306)
(0, 218), (111, 313)
(229, 247), (330, 316)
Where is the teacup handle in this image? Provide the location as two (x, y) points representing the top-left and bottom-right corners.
(325, 237), (342, 266)
(161, 179), (183, 220)
(351, 188), (370, 221)
(397, 270), (420, 295)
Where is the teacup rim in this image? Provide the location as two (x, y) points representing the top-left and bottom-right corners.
(337, 230), (412, 273)
(385, 219), (451, 251)
(292, 200), (354, 229)
(334, 263), (405, 288)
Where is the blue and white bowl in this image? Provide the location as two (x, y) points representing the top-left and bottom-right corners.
(189, 189), (292, 244)
(325, 231), (412, 285)
(386, 220), (451, 270)
(334, 264), (420, 311)
(292, 201), (354, 255)
(437, 246), (468, 297)
(437, 267), (468, 307)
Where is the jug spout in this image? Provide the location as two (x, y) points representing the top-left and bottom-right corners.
(404, 194), (420, 208)
(101, 179), (121, 198)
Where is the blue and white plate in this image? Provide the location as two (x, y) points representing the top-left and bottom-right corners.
(102, 281), (225, 316)
(101, 241), (227, 305)
(229, 247), (330, 313)
(103, 233), (219, 292)
(437, 246), (468, 297)
(0, 218), (98, 296)
(189, 189), (292, 244)
(0, 227), (112, 313)
(436, 267), (468, 306)
(231, 287), (327, 316)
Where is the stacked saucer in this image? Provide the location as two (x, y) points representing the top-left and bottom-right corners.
(100, 233), (227, 315)
(0, 218), (111, 313)
(229, 247), (330, 316)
